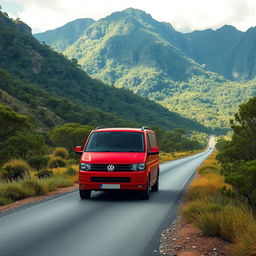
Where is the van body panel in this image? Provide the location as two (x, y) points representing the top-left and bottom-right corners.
(77, 127), (160, 199)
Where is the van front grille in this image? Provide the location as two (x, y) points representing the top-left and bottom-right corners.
(91, 177), (130, 183)
(91, 164), (131, 172)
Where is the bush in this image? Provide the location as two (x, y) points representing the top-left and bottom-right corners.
(21, 179), (47, 196)
(64, 167), (77, 176)
(35, 169), (53, 179)
(66, 159), (78, 165)
(28, 156), (49, 171)
(39, 178), (57, 192)
(219, 205), (255, 242)
(53, 176), (73, 187)
(0, 197), (12, 206)
(53, 147), (68, 159)
(48, 157), (66, 168)
(230, 226), (256, 256)
(182, 200), (223, 222)
(0, 184), (27, 201)
(0, 159), (30, 181)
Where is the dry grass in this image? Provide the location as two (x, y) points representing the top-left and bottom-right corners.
(159, 150), (202, 163)
(182, 149), (256, 256)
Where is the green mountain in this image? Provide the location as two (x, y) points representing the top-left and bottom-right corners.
(0, 11), (205, 132)
(184, 25), (256, 80)
(44, 8), (254, 129)
(34, 18), (95, 51)
(64, 8), (206, 83)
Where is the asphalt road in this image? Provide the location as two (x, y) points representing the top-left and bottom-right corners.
(0, 141), (214, 256)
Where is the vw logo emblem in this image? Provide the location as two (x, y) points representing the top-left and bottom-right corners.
(107, 164), (115, 172)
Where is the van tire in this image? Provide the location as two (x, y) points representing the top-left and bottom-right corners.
(140, 177), (150, 200)
(151, 172), (159, 192)
(80, 189), (91, 199)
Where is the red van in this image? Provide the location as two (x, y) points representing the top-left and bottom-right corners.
(75, 127), (159, 200)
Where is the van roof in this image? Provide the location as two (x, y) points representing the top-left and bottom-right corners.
(92, 127), (153, 133)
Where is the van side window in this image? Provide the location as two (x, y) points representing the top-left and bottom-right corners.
(147, 134), (151, 151)
(148, 133), (157, 147)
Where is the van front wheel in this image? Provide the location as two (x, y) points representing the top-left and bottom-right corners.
(151, 172), (159, 192)
(80, 189), (91, 199)
(140, 178), (150, 200)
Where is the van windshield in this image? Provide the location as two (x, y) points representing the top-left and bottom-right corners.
(85, 132), (144, 152)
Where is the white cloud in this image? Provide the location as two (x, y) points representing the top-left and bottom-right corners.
(3, 0), (256, 33)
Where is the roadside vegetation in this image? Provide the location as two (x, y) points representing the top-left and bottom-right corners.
(182, 96), (256, 256)
(0, 103), (208, 207)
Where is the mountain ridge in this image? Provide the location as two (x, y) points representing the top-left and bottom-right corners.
(0, 10), (207, 133)
(35, 8), (256, 128)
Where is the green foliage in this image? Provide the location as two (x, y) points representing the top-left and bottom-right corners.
(0, 184), (28, 201)
(64, 166), (77, 176)
(34, 18), (95, 52)
(21, 179), (47, 196)
(0, 12), (206, 133)
(49, 123), (92, 152)
(34, 169), (53, 179)
(52, 175), (73, 187)
(52, 147), (69, 159)
(2, 133), (49, 160)
(48, 157), (66, 168)
(49, 8), (256, 130)
(0, 159), (30, 181)
(0, 103), (30, 142)
(152, 126), (207, 152)
(28, 155), (49, 171)
(218, 97), (256, 206)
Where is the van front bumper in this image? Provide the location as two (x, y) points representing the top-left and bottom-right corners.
(79, 170), (148, 190)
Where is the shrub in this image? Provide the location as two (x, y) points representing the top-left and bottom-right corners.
(0, 159), (30, 181)
(66, 159), (78, 165)
(219, 205), (255, 242)
(186, 176), (224, 200)
(230, 225), (256, 256)
(21, 179), (47, 196)
(64, 167), (77, 176)
(0, 184), (27, 201)
(182, 200), (223, 222)
(194, 212), (221, 237)
(39, 178), (57, 192)
(0, 197), (12, 206)
(48, 157), (66, 168)
(28, 156), (49, 171)
(52, 147), (68, 159)
(35, 169), (53, 179)
(53, 176), (73, 188)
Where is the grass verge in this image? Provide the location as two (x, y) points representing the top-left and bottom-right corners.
(0, 165), (78, 206)
(182, 150), (256, 256)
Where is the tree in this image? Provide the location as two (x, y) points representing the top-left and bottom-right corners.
(0, 103), (31, 142)
(49, 123), (92, 153)
(0, 133), (49, 160)
(218, 97), (256, 206)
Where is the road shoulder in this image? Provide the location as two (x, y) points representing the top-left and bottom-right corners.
(0, 184), (78, 214)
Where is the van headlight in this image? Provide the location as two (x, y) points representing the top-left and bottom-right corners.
(80, 163), (92, 171)
(130, 163), (146, 171)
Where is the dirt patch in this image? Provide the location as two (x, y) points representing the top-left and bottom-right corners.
(160, 214), (230, 256)
(0, 184), (78, 213)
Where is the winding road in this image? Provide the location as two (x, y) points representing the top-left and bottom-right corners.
(0, 138), (214, 256)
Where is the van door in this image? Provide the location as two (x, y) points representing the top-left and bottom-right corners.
(146, 132), (159, 186)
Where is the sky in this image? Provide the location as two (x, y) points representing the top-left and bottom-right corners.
(1, 0), (256, 33)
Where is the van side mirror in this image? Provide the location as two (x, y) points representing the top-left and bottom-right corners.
(74, 146), (83, 154)
(148, 146), (159, 155)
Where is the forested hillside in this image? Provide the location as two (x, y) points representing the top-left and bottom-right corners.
(34, 18), (95, 51)
(0, 10), (206, 132)
(184, 25), (256, 80)
(36, 8), (256, 129)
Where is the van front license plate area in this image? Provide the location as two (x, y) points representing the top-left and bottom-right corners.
(100, 184), (120, 189)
